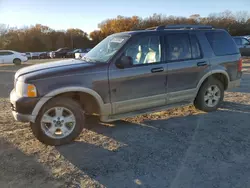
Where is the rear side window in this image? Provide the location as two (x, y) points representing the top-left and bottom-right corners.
(0, 51), (13, 55)
(206, 31), (239, 56)
(5, 52), (13, 55)
(234, 38), (242, 45)
(166, 34), (191, 61)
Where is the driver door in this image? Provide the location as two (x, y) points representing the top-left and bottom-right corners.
(109, 34), (167, 114)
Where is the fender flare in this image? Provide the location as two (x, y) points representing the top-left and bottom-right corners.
(196, 70), (230, 93)
(31, 86), (105, 118)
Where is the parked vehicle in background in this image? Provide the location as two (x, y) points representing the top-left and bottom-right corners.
(39, 52), (50, 59)
(75, 48), (91, 59)
(10, 25), (242, 145)
(66, 48), (84, 58)
(244, 35), (250, 40)
(30, 52), (41, 59)
(0, 50), (28, 65)
(25, 52), (32, 59)
(233, 36), (250, 56)
(49, 48), (71, 58)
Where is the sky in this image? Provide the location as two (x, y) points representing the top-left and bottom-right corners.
(0, 0), (249, 33)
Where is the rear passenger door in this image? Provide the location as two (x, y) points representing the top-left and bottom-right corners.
(165, 32), (210, 104)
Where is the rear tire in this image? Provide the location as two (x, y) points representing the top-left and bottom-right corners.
(30, 97), (85, 146)
(194, 78), (224, 112)
(13, 58), (21, 65)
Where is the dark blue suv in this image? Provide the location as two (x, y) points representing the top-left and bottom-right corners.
(10, 25), (242, 145)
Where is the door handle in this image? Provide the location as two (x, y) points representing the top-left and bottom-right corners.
(151, 67), (164, 73)
(197, 61), (208, 67)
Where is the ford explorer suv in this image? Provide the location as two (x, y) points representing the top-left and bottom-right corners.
(10, 25), (242, 145)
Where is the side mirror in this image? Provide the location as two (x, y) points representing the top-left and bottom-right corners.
(115, 56), (133, 69)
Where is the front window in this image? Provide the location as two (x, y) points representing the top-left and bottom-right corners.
(122, 36), (162, 65)
(84, 35), (129, 63)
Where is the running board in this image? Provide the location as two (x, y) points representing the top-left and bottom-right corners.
(100, 101), (192, 122)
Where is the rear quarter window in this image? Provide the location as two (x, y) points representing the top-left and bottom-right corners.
(206, 31), (239, 56)
(233, 38), (242, 45)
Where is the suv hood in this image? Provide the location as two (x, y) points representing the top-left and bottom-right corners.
(15, 59), (86, 80)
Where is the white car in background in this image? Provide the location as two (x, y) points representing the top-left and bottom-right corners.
(75, 48), (91, 59)
(0, 50), (28, 65)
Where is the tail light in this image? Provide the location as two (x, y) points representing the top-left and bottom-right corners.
(238, 58), (243, 72)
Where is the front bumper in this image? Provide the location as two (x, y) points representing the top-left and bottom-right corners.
(10, 89), (37, 123)
(22, 57), (28, 62)
(12, 111), (35, 122)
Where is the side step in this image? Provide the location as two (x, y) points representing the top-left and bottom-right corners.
(100, 101), (192, 122)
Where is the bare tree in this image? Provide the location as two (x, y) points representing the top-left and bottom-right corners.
(235, 11), (250, 23)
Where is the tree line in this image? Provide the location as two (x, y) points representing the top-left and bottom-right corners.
(0, 10), (250, 52)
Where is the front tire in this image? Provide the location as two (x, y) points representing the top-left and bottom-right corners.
(13, 58), (21, 65)
(31, 97), (85, 146)
(194, 78), (224, 112)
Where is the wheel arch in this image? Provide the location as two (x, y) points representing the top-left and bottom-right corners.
(13, 58), (21, 63)
(196, 70), (230, 94)
(31, 87), (109, 122)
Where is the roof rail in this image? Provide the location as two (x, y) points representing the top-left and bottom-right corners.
(145, 26), (158, 30)
(166, 24), (213, 30)
(146, 24), (213, 31)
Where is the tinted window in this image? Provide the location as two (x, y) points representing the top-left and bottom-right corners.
(242, 38), (250, 45)
(124, 36), (161, 65)
(234, 38), (242, 45)
(206, 31), (239, 56)
(166, 34), (191, 61)
(190, 35), (202, 59)
(0, 51), (13, 55)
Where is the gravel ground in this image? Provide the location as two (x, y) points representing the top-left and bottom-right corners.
(0, 59), (250, 188)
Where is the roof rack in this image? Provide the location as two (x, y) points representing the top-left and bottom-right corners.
(145, 26), (158, 30)
(146, 24), (214, 31)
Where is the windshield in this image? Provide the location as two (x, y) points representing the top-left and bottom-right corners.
(73, 49), (80, 53)
(84, 35), (129, 63)
(56, 48), (63, 52)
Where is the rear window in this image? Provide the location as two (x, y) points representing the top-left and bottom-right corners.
(206, 31), (239, 56)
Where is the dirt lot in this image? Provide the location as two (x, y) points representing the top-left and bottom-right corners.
(1, 59), (250, 188)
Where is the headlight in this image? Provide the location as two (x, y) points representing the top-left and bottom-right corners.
(15, 81), (37, 97)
